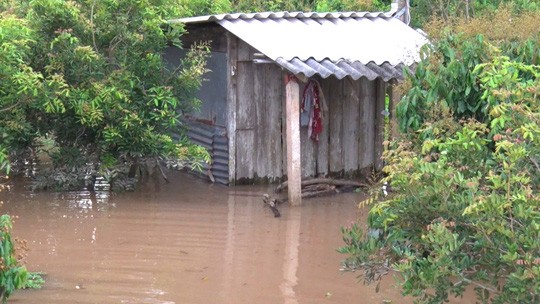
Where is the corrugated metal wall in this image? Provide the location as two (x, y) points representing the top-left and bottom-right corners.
(183, 120), (229, 185)
(164, 47), (228, 126)
(165, 34), (230, 184)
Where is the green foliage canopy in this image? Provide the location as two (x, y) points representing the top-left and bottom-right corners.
(341, 43), (540, 303)
(410, 0), (540, 27)
(176, 0), (392, 17)
(340, 27), (540, 304)
(1, 0), (210, 187)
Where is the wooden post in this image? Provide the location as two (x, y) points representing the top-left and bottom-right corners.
(226, 33), (238, 185)
(388, 83), (401, 140)
(374, 79), (386, 171)
(395, 0), (409, 24)
(285, 75), (302, 206)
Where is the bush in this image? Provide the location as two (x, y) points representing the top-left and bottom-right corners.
(1, 1), (211, 188)
(0, 214), (28, 302)
(340, 40), (540, 303)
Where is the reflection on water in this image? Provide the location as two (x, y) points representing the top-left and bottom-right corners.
(280, 207), (301, 304)
(2, 172), (474, 304)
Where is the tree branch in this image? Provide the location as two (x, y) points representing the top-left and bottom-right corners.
(155, 158), (169, 183)
(529, 156), (540, 175)
(0, 101), (22, 114)
(90, 0), (99, 53)
(458, 276), (500, 294)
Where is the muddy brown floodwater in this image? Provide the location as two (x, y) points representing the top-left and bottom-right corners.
(3, 172), (475, 304)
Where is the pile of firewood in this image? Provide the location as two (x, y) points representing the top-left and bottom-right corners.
(261, 178), (369, 217)
(275, 178), (368, 199)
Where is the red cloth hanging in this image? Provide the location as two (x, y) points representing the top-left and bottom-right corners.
(310, 82), (323, 141)
(301, 80), (323, 142)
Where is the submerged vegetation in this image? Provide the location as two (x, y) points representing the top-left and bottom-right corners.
(1, 0), (213, 301)
(0, 0), (210, 190)
(0, 213), (28, 303)
(1, 0), (539, 302)
(340, 3), (540, 304)
(22, 272), (45, 290)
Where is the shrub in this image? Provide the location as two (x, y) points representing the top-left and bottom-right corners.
(1, 1), (211, 188)
(340, 45), (540, 303)
(0, 214), (28, 303)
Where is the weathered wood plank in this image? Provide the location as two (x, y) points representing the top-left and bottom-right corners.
(374, 79), (386, 171)
(358, 78), (376, 169)
(328, 77), (344, 174)
(236, 39), (253, 61)
(226, 33), (238, 184)
(235, 40), (255, 180)
(342, 78), (360, 173)
(316, 77), (330, 176)
(388, 83), (400, 140)
(266, 65), (284, 180)
(235, 42), (255, 130)
(254, 63), (266, 178)
(235, 129), (255, 179)
(285, 76), (302, 206)
(299, 82), (316, 178)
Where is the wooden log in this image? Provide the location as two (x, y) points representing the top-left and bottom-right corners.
(285, 75), (302, 206)
(275, 177), (367, 192)
(301, 188), (337, 199)
(156, 160), (169, 183)
(303, 184), (335, 192)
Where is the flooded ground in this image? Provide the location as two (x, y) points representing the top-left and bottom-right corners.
(2, 172), (473, 304)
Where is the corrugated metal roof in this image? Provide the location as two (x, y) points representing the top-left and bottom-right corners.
(171, 11), (394, 24)
(170, 10), (428, 81)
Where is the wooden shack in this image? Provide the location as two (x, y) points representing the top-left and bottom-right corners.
(167, 8), (428, 191)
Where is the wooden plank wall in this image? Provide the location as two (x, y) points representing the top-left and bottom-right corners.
(328, 77), (344, 174)
(316, 80), (330, 176)
(231, 39), (384, 182)
(265, 64), (284, 179)
(234, 40), (284, 181)
(254, 64), (283, 180)
(358, 78), (376, 169)
(342, 78), (360, 173)
(234, 39), (256, 180)
(321, 77), (381, 176)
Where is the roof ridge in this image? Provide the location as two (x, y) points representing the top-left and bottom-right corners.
(169, 11), (394, 25)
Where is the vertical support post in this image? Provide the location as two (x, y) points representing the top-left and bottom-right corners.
(285, 75), (302, 206)
(226, 33), (238, 185)
(395, 0), (410, 24)
(374, 79), (386, 171)
(388, 83), (401, 140)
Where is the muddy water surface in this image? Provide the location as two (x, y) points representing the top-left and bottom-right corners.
(2, 173), (470, 304)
